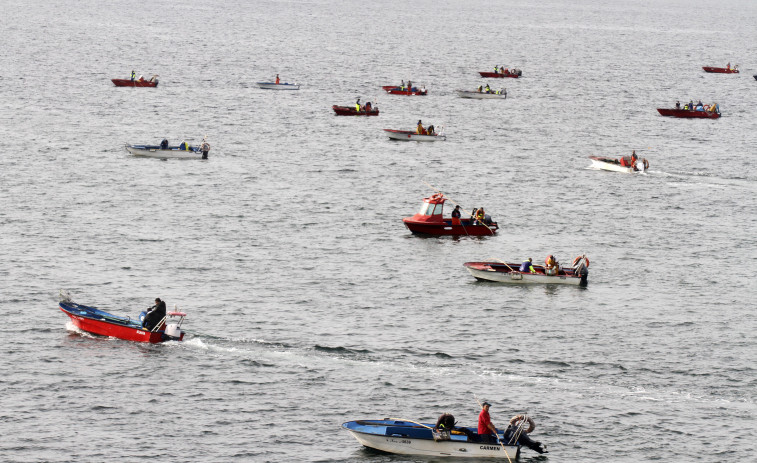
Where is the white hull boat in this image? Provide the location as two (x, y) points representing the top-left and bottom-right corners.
(384, 129), (446, 142)
(457, 90), (507, 99)
(463, 257), (589, 286)
(256, 82), (300, 90)
(125, 144), (206, 159)
(343, 420), (521, 459)
(589, 156), (648, 173)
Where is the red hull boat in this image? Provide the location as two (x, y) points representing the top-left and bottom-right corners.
(111, 77), (159, 87)
(332, 105), (379, 116)
(657, 107), (720, 119)
(60, 300), (186, 343)
(381, 85), (427, 95)
(478, 71), (520, 78)
(403, 193), (497, 236)
(702, 66), (739, 74)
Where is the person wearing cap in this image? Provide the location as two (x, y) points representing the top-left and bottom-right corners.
(477, 402), (498, 444)
(451, 205), (462, 219)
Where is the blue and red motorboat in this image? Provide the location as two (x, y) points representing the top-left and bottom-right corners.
(403, 193), (498, 236)
(60, 297), (186, 343)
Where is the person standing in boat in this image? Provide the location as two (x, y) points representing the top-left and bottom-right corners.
(365, 101), (372, 112)
(400, 79), (405, 91)
(451, 205), (461, 219)
(200, 138), (210, 159)
(675, 100), (680, 109)
(475, 207), (485, 225)
(160, 139), (168, 149)
(275, 74), (280, 84)
(484, 83), (491, 93)
(355, 98), (361, 112)
(142, 298), (166, 331)
(416, 120), (425, 135)
(407, 80), (412, 91)
(478, 402), (498, 444)
(131, 70), (135, 81)
(688, 99), (694, 111)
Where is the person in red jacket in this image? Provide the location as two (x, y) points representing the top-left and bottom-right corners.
(478, 402), (498, 443)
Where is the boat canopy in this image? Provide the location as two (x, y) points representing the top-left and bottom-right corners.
(418, 193), (445, 216)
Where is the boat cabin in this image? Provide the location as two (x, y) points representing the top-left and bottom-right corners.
(411, 193), (446, 222)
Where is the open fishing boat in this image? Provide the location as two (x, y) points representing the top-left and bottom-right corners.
(385, 129), (445, 142)
(257, 82), (300, 90)
(478, 69), (521, 78)
(381, 85), (427, 96)
(342, 419), (521, 459)
(702, 66), (739, 74)
(332, 105), (379, 116)
(657, 105), (720, 119)
(589, 156), (648, 173)
(125, 137), (210, 159)
(59, 297), (186, 343)
(112, 75), (159, 87)
(457, 89), (507, 99)
(463, 256), (589, 286)
(403, 193), (497, 236)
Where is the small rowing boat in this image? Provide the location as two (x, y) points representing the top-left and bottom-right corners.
(60, 296), (186, 344)
(332, 105), (379, 116)
(385, 129), (445, 141)
(257, 82), (300, 90)
(457, 89), (507, 99)
(125, 137), (210, 159)
(403, 193), (497, 236)
(589, 155), (648, 173)
(112, 74), (159, 87)
(478, 68), (521, 78)
(381, 85), (427, 95)
(464, 256), (589, 286)
(702, 66), (739, 74)
(342, 419), (521, 459)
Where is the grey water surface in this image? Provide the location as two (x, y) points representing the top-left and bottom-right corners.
(1, 0), (756, 461)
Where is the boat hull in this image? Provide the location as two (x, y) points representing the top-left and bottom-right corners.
(257, 82), (300, 90)
(381, 85), (427, 95)
(457, 90), (507, 99)
(464, 262), (587, 286)
(332, 105), (379, 116)
(125, 145), (206, 159)
(60, 302), (182, 343)
(478, 71), (520, 78)
(343, 420), (520, 459)
(385, 129), (445, 142)
(111, 78), (158, 87)
(403, 218), (497, 236)
(589, 156), (638, 173)
(657, 108), (720, 119)
(702, 66), (738, 74)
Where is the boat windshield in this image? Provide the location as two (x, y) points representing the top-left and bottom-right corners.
(419, 202), (443, 216)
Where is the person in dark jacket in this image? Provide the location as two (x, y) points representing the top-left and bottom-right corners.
(143, 298), (166, 331)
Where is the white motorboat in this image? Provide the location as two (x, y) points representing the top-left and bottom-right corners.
(125, 138), (209, 159)
(589, 156), (648, 173)
(456, 90), (507, 99)
(463, 256), (589, 286)
(384, 129), (446, 142)
(342, 419), (521, 459)
(256, 82), (300, 90)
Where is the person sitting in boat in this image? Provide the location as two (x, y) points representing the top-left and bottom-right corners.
(688, 99), (694, 111)
(142, 298), (166, 331)
(475, 207), (485, 225)
(484, 84), (491, 93)
(519, 258), (536, 273)
(427, 125), (435, 136)
(355, 98), (361, 112)
(435, 413), (475, 441)
(179, 141), (190, 151)
(416, 120), (425, 135)
(727, 62), (730, 70)
(545, 255), (559, 276)
(451, 205), (461, 219)
(504, 67), (509, 75)
(503, 415), (548, 454)
(675, 100), (680, 109)
(494, 65), (499, 73)
(200, 138), (210, 159)
(619, 151), (637, 168)
(696, 100), (704, 111)
(477, 402), (499, 444)
(275, 74), (280, 84)
(365, 101), (372, 112)
(160, 139), (168, 149)
(477, 85), (483, 93)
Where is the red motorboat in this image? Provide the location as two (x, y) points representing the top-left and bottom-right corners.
(657, 104), (720, 119)
(332, 105), (379, 116)
(60, 299), (186, 343)
(112, 74), (159, 87)
(403, 193), (497, 236)
(702, 66), (739, 74)
(381, 85), (427, 95)
(479, 69), (521, 78)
